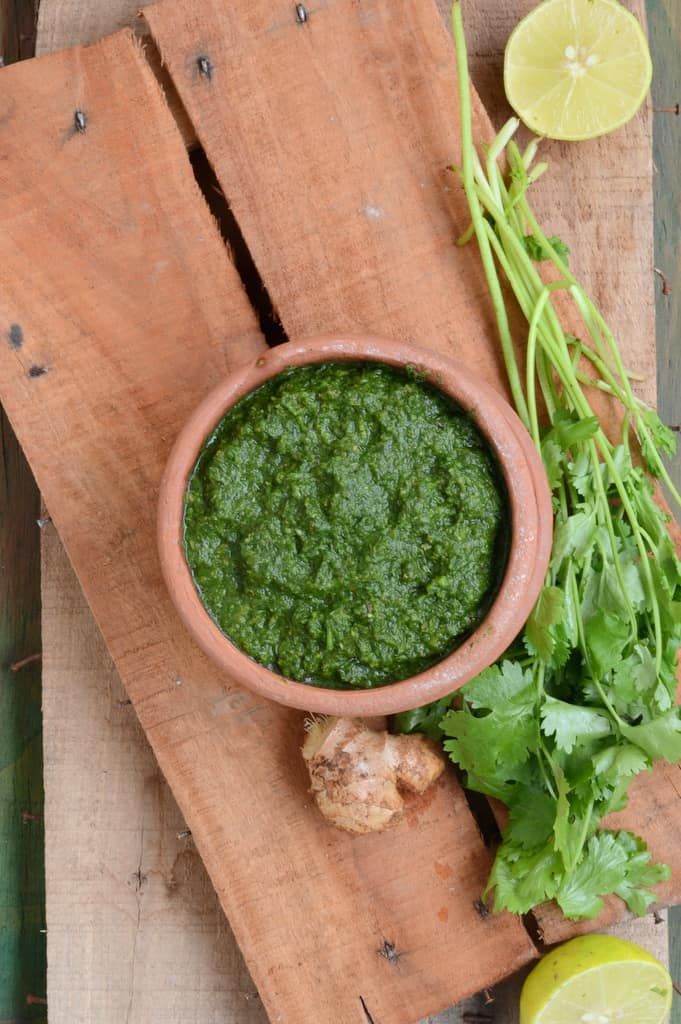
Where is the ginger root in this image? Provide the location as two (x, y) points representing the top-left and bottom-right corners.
(302, 716), (446, 834)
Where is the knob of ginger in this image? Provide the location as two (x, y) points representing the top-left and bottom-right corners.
(302, 716), (446, 834)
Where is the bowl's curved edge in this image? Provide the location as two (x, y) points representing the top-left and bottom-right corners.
(157, 334), (553, 717)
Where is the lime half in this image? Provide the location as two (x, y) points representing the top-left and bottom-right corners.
(520, 934), (672, 1024)
(504, 0), (653, 141)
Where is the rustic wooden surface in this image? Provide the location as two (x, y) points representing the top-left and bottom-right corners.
(144, 0), (508, 390)
(146, 0), (681, 941)
(0, 0), (37, 61)
(0, 408), (46, 1023)
(41, 534), (267, 1024)
(0, 23), (539, 1024)
(1, 0), (675, 1020)
(648, 4), (681, 1018)
(0, 7), (45, 1023)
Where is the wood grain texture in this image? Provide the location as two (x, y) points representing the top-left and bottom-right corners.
(41, 529), (268, 1024)
(649, 3), (681, 1012)
(22, 0), (679, 1019)
(0, 408), (45, 1021)
(146, 0), (681, 945)
(35, 0), (139, 52)
(145, 0), (507, 389)
(442, 0), (657, 407)
(0, 0), (37, 61)
(649, 0), (681, 493)
(0, 27), (535, 1024)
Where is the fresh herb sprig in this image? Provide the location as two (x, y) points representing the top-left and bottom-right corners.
(398, 3), (681, 921)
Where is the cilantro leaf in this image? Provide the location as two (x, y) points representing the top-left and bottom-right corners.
(545, 410), (600, 452)
(540, 439), (565, 491)
(556, 832), (628, 919)
(393, 696), (453, 740)
(442, 663), (538, 798)
(612, 831), (671, 916)
(583, 609), (630, 678)
(505, 788), (557, 850)
(640, 409), (677, 469)
(525, 586), (565, 662)
(486, 843), (563, 915)
(620, 711), (681, 763)
(551, 509), (597, 574)
(541, 697), (611, 754)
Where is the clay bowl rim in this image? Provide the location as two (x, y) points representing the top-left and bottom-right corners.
(157, 334), (552, 717)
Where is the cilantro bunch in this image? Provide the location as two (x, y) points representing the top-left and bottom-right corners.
(396, 3), (681, 921)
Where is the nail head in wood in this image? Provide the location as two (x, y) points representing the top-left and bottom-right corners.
(295, 3), (308, 23)
(197, 55), (212, 80)
(28, 364), (48, 378)
(74, 109), (87, 133)
(36, 515), (52, 529)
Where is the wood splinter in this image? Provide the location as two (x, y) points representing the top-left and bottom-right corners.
(10, 652), (42, 672)
(654, 267), (672, 296)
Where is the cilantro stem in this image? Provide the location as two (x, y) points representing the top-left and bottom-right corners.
(451, 2), (529, 428)
(447, 1), (681, 923)
(527, 284), (571, 446)
(567, 798), (595, 873)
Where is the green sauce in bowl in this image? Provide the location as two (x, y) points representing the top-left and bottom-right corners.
(183, 361), (508, 689)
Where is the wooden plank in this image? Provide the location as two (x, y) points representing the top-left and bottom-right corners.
(648, 2), (681, 1015)
(25, 0), (678, 1019)
(0, 10), (44, 1021)
(650, 0), (681, 492)
(145, 0), (654, 398)
(146, 0), (681, 943)
(41, 527), (268, 1024)
(145, 0), (507, 389)
(0, 0), (37, 62)
(0, 28), (535, 1024)
(35, 0), (138, 52)
(0, 408), (46, 1021)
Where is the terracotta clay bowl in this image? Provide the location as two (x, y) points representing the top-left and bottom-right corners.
(158, 335), (553, 716)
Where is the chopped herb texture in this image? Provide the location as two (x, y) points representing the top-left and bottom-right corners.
(184, 362), (507, 689)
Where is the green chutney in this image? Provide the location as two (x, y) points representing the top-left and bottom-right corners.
(184, 362), (507, 689)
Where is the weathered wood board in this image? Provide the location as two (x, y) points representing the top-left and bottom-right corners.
(0, 408), (45, 1020)
(41, 530), (268, 1024)
(0, 22), (537, 1024)
(1, 0), (675, 1019)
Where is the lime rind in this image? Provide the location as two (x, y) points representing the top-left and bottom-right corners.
(504, 0), (653, 141)
(520, 935), (672, 1024)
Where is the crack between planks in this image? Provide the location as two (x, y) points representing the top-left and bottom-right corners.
(359, 995), (378, 1024)
(125, 825), (146, 1024)
(138, 33), (286, 348)
(189, 148), (288, 347)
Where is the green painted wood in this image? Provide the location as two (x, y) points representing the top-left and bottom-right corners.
(648, 0), (681, 1018)
(650, 0), (681, 494)
(0, 410), (46, 1022)
(0, 6), (45, 1021)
